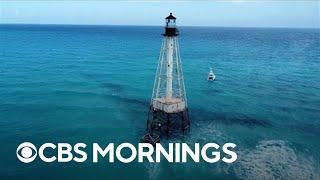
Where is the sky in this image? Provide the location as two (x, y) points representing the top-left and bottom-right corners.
(1, 1), (319, 28)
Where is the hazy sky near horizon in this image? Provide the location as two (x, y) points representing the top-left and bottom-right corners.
(1, 1), (319, 28)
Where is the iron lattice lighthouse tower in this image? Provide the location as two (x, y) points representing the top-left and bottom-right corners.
(147, 13), (190, 136)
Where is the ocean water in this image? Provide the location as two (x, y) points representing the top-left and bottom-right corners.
(0, 25), (319, 179)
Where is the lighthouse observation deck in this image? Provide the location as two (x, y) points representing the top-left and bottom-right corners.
(152, 97), (186, 113)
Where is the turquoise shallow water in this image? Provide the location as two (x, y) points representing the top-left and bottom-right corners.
(0, 25), (319, 179)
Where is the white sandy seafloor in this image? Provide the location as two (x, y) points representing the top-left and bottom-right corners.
(233, 140), (319, 180)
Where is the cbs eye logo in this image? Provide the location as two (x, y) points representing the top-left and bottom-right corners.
(16, 142), (37, 163)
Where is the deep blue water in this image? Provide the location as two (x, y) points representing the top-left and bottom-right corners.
(0, 24), (319, 179)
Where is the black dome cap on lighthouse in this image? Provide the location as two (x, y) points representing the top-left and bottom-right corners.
(165, 13), (176, 20)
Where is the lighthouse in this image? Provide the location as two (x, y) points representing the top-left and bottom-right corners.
(147, 13), (190, 137)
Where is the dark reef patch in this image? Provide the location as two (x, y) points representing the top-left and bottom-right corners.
(190, 108), (271, 128)
(100, 82), (124, 92)
(289, 123), (320, 136)
(103, 94), (148, 108)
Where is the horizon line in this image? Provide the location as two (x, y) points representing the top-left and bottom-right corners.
(0, 23), (319, 30)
